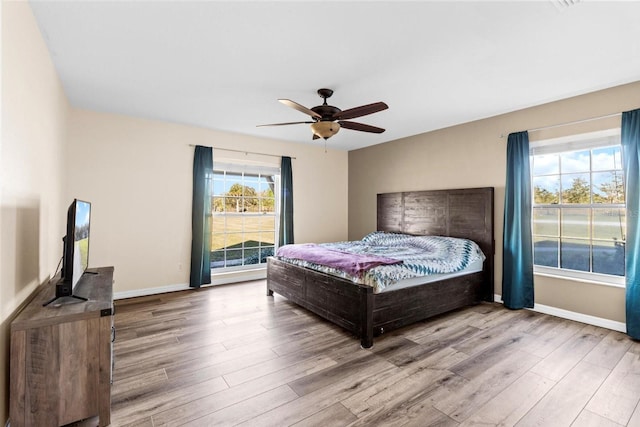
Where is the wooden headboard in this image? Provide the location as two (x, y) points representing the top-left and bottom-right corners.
(377, 187), (495, 297)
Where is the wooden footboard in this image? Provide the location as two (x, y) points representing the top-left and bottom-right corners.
(267, 257), (374, 348)
(267, 257), (487, 348)
(372, 271), (486, 335)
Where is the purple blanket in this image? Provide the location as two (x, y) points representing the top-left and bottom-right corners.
(276, 243), (402, 276)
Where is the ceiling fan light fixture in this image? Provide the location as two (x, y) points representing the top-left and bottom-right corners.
(311, 121), (340, 140)
(258, 89), (386, 141)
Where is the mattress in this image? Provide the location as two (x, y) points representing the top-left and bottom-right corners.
(378, 257), (484, 293)
(276, 232), (486, 294)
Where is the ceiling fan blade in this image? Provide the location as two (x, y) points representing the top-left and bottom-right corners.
(279, 99), (322, 119)
(338, 121), (385, 134)
(256, 121), (313, 127)
(333, 102), (388, 120)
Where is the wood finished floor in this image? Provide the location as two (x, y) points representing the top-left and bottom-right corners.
(108, 280), (640, 427)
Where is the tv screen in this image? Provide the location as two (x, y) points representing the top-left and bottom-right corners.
(63, 199), (91, 290)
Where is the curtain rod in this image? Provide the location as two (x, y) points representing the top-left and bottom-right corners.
(500, 112), (622, 138)
(188, 144), (296, 160)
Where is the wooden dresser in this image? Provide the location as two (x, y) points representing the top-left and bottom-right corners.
(10, 266), (114, 427)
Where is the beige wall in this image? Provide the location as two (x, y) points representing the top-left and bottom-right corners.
(0, 2), (348, 416)
(66, 110), (349, 294)
(1, 1), (69, 421)
(349, 81), (640, 325)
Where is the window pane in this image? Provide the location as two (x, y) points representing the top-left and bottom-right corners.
(212, 214), (225, 227)
(561, 208), (590, 238)
(244, 173), (259, 187)
(211, 233), (225, 251)
(534, 237), (558, 268)
(225, 196), (242, 212)
(560, 239), (590, 272)
(593, 171), (625, 204)
(592, 146), (621, 171)
(561, 150), (590, 173)
(213, 197), (225, 213)
(260, 198), (275, 213)
(260, 247), (274, 262)
(260, 231), (275, 245)
(244, 216), (260, 231)
(225, 232), (243, 250)
(224, 173), (242, 192)
(260, 215), (275, 230)
(259, 176), (275, 192)
(244, 232), (261, 247)
(592, 242), (625, 276)
(244, 248), (260, 265)
(227, 215), (242, 232)
(533, 154), (559, 176)
(245, 197), (259, 212)
(533, 176), (560, 204)
(533, 208), (559, 236)
(243, 183), (259, 199)
(211, 250), (225, 269)
(226, 249), (243, 266)
(593, 208), (625, 241)
(213, 176), (226, 196)
(561, 174), (590, 204)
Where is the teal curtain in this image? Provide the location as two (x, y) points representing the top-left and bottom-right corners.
(190, 146), (213, 288)
(622, 109), (640, 339)
(279, 156), (294, 246)
(502, 131), (534, 309)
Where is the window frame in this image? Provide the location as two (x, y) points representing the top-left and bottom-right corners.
(210, 161), (280, 273)
(530, 128), (625, 287)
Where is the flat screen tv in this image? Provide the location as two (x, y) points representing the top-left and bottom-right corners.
(63, 199), (91, 288)
(44, 199), (92, 306)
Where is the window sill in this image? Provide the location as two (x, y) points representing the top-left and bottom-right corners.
(209, 267), (266, 286)
(211, 264), (267, 274)
(534, 266), (625, 289)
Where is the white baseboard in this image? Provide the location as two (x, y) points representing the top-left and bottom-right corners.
(114, 283), (190, 300)
(114, 269), (266, 300)
(494, 294), (626, 333)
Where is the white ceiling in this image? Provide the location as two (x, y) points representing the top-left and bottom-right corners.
(29, 1), (640, 151)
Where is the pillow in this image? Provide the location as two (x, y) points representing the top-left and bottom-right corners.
(361, 231), (414, 246)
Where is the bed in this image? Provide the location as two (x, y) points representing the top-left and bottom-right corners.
(266, 187), (495, 348)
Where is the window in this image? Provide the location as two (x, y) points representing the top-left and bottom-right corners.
(531, 129), (625, 284)
(211, 162), (279, 271)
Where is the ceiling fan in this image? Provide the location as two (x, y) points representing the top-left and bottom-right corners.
(258, 88), (388, 140)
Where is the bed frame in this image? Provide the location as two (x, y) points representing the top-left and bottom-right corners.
(267, 187), (494, 348)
